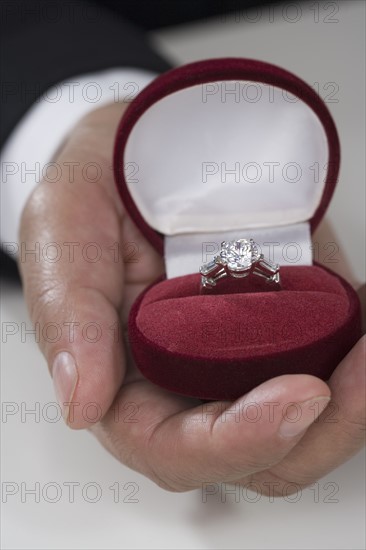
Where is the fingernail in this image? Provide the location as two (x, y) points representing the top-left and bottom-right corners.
(279, 396), (330, 438)
(52, 352), (78, 423)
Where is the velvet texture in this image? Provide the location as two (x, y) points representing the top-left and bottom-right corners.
(114, 58), (361, 400)
(114, 58), (340, 256)
(129, 265), (361, 399)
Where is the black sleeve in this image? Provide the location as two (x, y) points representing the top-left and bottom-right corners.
(0, 0), (172, 148)
(103, 0), (279, 31)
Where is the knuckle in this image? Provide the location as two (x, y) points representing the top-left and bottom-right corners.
(28, 279), (65, 326)
(339, 416), (366, 441)
(19, 185), (48, 233)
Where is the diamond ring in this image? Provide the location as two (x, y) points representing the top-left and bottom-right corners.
(199, 238), (281, 290)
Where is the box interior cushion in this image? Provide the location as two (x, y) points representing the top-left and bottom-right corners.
(123, 81), (329, 236)
(133, 266), (351, 359)
(129, 264), (361, 399)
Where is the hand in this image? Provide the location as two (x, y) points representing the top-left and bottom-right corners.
(19, 103), (365, 493)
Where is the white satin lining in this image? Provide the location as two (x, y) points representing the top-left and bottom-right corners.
(123, 81), (329, 236)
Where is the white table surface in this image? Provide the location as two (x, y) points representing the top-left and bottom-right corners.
(1, 1), (365, 549)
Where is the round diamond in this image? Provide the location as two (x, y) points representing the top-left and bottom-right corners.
(220, 239), (260, 271)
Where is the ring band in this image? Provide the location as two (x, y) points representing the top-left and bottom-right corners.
(200, 238), (281, 290)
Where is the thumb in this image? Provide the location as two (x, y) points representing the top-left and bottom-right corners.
(18, 184), (126, 430)
(18, 101), (131, 429)
(27, 282), (124, 429)
(47, 287), (124, 429)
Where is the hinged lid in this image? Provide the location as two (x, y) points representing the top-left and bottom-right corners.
(114, 58), (340, 257)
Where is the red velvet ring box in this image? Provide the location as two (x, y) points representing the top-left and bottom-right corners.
(114, 58), (361, 400)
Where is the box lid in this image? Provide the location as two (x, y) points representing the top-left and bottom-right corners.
(114, 58), (340, 257)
